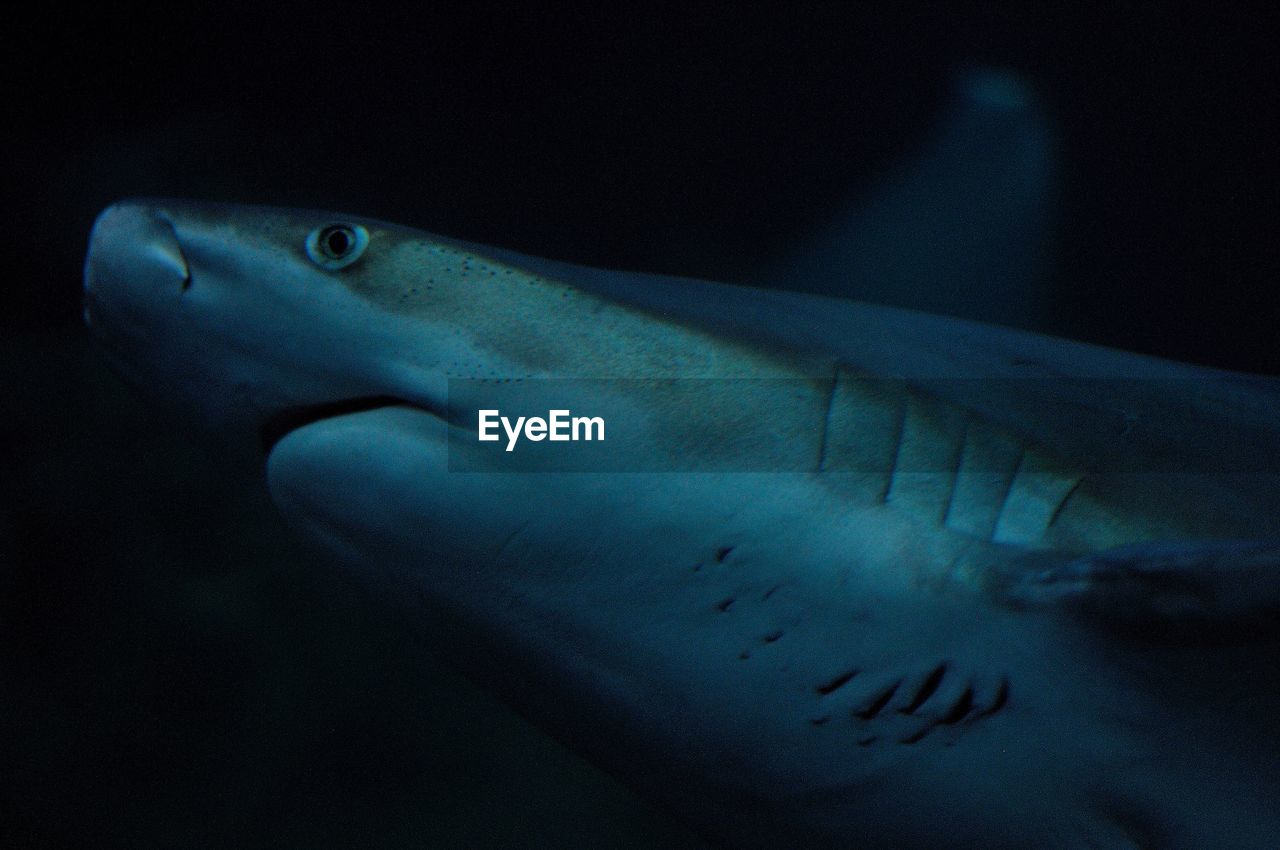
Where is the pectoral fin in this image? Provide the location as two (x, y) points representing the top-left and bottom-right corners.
(1005, 539), (1280, 638)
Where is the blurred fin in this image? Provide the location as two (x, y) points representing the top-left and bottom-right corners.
(757, 66), (1057, 331)
(1003, 539), (1280, 639)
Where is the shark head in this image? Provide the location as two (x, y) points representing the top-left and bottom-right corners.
(82, 200), (495, 455)
(83, 199), (828, 468)
(80, 198), (845, 592)
(87, 199), (677, 466)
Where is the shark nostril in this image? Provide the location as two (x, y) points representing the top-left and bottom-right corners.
(156, 215), (193, 293)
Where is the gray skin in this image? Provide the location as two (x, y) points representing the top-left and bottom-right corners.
(84, 200), (1280, 848)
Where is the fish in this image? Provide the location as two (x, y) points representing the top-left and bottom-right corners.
(82, 82), (1280, 848)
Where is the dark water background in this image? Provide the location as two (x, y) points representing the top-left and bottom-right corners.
(2, 5), (1276, 847)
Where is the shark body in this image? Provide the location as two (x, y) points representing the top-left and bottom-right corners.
(82, 76), (1280, 849)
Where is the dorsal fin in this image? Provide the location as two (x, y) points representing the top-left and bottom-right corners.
(754, 66), (1057, 331)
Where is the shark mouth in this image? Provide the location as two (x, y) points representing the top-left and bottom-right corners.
(259, 395), (429, 454)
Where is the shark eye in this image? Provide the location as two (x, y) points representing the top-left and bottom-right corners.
(306, 223), (369, 269)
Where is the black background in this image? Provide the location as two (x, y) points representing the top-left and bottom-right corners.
(2, 4), (1276, 848)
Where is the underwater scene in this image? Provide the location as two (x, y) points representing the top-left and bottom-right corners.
(4, 6), (1279, 848)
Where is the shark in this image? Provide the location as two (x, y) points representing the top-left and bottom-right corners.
(82, 77), (1280, 848)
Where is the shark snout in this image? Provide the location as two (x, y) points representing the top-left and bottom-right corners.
(83, 201), (191, 333)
